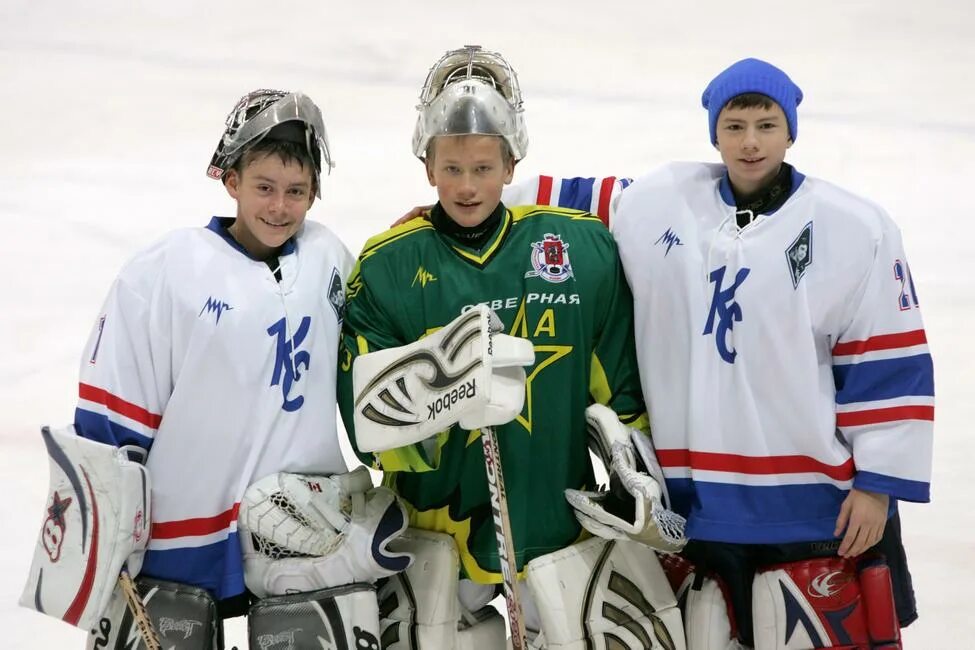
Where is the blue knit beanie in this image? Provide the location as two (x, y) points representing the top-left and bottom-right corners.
(701, 58), (803, 145)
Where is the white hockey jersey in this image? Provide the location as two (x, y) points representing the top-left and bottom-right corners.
(506, 164), (933, 544)
(74, 217), (354, 599)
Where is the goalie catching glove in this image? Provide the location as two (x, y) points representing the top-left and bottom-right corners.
(565, 404), (687, 553)
(353, 305), (535, 452)
(238, 467), (413, 597)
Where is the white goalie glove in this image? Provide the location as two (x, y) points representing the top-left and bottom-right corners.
(353, 305), (535, 452)
(238, 467), (413, 598)
(565, 404), (687, 553)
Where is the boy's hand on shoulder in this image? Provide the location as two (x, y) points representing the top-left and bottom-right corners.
(834, 488), (889, 558)
(391, 205), (433, 227)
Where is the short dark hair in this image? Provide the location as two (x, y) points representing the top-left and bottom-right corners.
(424, 135), (514, 167)
(231, 139), (319, 194)
(725, 92), (777, 112)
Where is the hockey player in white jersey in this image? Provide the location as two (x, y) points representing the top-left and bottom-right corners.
(501, 59), (934, 649)
(21, 89), (412, 649)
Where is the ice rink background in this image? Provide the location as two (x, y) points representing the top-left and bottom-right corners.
(2, 0), (972, 646)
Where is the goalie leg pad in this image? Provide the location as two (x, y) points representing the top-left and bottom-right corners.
(248, 582), (381, 650)
(525, 537), (686, 649)
(21, 425), (151, 631)
(457, 605), (506, 650)
(658, 554), (740, 650)
(752, 556), (901, 649)
(377, 528), (463, 648)
(86, 576), (219, 650)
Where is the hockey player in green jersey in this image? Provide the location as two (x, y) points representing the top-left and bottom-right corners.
(338, 46), (685, 649)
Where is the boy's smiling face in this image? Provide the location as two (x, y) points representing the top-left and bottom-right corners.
(224, 152), (315, 259)
(715, 102), (792, 196)
(426, 135), (514, 228)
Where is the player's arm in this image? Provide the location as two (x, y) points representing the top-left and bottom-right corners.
(337, 264), (423, 470)
(501, 175), (632, 226)
(74, 268), (172, 454)
(588, 243), (648, 431)
(831, 218), (933, 554)
(832, 220), (933, 501)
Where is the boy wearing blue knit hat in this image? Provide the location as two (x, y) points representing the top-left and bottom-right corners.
(493, 57), (932, 648)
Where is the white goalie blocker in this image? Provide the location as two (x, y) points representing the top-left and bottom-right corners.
(352, 305), (535, 452)
(20, 425), (151, 631)
(238, 467), (414, 598)
(565, 404), (687, 554)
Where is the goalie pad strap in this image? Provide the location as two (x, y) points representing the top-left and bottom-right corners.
(21, 425), (151, 631)
(378, 528), (463, 649)
(525, 537), (686, 649)
(85, 577), (218, 650)
(249, 583), (381, 650)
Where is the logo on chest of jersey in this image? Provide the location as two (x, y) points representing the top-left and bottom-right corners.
(703, 265), (751, 364)
(786, 222), (813, 288)
(525, 233), (574, 283)
(655, 228), (684, 256)
(327, 267), (345, 324)
(267, 316), (311, 412)
(412, 266), (437, 288)
(199, 296), (234, 324)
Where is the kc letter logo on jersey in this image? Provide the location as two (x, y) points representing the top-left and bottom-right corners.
(786, 222), (813, 288)
(525, 233), (573, 283)
(703, 266), (751, 364)
(267, 316), (311, 412)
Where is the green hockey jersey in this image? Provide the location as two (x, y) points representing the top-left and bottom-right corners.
(337, 202), (647, 584)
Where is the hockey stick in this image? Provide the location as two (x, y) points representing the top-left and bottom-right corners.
(480, 425), (529, 649)
(118, 569), (162, 650)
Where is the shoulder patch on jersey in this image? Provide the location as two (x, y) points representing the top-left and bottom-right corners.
(327, 267), (345, 323)
(786, 222), (813, 288)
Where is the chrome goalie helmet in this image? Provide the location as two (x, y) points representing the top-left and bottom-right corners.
(207, 89), (334, 197)
(412, 45), (528, 161)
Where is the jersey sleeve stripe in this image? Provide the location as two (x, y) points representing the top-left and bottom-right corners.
(151, 502), (240, 540)
(78, 383), (162, 429)
(596, 176), (616, 226)
(536, 175), (553, 204)
(559, 177), (595, 213)
(853, 470), (930, 502)
(140, 533), (245, 600)
(655, 449), (855, 481)
(831, 329), (927, 355)
(832, 354), (934, 403)
(74, 407), (155, 449)
(835, 405), (934, 426)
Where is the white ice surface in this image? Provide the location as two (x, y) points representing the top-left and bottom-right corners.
(2, 0), (973, 646)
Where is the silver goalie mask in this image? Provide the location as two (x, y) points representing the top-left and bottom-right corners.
(412, 45), (528, 161)
(207, 89), (334, 198)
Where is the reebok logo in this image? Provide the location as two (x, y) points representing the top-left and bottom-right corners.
(426, 379), (476, 420)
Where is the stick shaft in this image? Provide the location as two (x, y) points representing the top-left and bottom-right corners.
(480, 426), (529, 649)
(118, 570), (162, 650)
